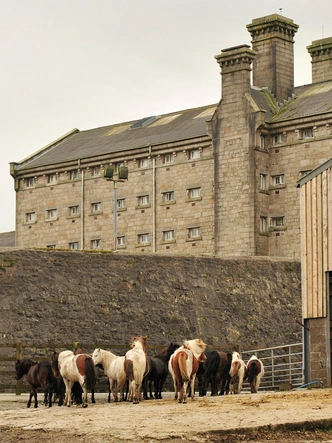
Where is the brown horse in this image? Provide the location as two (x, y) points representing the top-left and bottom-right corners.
(246, 355), (264, 393)
(15, 358), (56, 408)
(51, 350), (96, 407)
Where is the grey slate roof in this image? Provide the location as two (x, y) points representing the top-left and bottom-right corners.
(16, 105), (217, 171)
(271, 80), (332, 122)
(14, 80), (332, 173)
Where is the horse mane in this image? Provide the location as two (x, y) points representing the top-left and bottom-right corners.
(154, 343), (180, 362)
(131, 335), (148, 353)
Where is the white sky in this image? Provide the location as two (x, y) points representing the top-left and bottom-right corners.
(1, 0), (331, 233)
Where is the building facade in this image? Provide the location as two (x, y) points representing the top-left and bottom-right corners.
(10, 14), (332, 258)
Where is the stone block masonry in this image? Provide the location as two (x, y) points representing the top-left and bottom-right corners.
(0, 249), (302, 351)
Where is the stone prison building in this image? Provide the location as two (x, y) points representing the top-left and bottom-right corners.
(10, 13), (332, 259)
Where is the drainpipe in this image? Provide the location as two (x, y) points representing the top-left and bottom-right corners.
(80, 163), (84, 250)
(149, 144), (156, 253)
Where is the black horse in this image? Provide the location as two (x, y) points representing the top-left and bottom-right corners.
(197, 349), (232, 396)
(143, 342), (180, 400)
(15, 358), (57, 408)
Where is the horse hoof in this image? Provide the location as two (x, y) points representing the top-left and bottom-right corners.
(82, 404), (88, 408)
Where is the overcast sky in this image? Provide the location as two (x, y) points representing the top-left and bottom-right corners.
(1, 0), (331, 233)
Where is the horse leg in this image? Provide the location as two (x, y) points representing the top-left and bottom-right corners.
(32, 387), (38, 408)
(190, 375), (196, 401)
(64, 379), (73, 407)
(27, 390), (33, 408)
(81, 380), (88, 408)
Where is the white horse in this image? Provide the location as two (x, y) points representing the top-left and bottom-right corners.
(52, 350), (96, 408)
(246, 355), (264, 393)
(91, 348), (126, 402)
(229, 351), (246, 395)
(168, 338), (207, 403)
(124, 335), (148, 404)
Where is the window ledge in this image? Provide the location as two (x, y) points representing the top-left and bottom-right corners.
(269, 184), (286, 191)
(89, 211), (103, 216)
(259, 189), (269, 195)
(45, 218), (59, 222)
(259, 232), (270, 237)
(66, 215), (81, 219)
(185, 197), (202, 203)
(135, 242), (151, 248)
(160, 239), (176, 245)
(135, 204), (151, 210)
(269, 226), (287, 232)
(160, 200), (176, 206)
(116, 207), (127, 212)
(24, 221), (37, 225)
(185, 236), (202, 242)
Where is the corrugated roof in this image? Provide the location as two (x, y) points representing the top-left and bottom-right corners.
(16, 105), (217, 171)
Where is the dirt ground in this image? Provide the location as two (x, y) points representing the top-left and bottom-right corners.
(1, 389), (332, 442)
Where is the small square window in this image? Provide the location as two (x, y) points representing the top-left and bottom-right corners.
(69, 241), (79, 250)
(190, 149), (200, 159)
(48, 174), (57, 184)
(298, 128), (314, 139)
(139, 158), (149, 168)
(188, 227), (200, 238)
(162, 191), (174, 202)
(91, 202), (102, 213)
(163, 230), (175, 241)
(164, 153), (174, 164)
(270, 216), (285, 228)
(117, 198), (126, 209)
(26, 177), (36, 188)
(91, 166), (101, 176)
(138, 233), (149, 244)
(272, 175), (284, 186)
(91, 239), (101, 249)
(273, 134), (283, 145)
(70, 170), (78, 180)
(137, 195), (149, 206)
(69, 205), (80, 216)
(46, 209), (57, 219)
(117, 236), (126, 247)
(25, 212), (36, 223)
(187, 188), (201, 199)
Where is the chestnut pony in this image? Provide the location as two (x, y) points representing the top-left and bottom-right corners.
(51, 350), (96, 408)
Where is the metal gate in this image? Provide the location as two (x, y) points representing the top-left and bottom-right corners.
(241, 343), (304, 390)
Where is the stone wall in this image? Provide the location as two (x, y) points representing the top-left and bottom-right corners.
(0, 249), (302, 351)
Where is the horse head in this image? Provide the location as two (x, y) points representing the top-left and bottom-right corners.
(14, 359), (35, 380)
(131, 335), (148, 353)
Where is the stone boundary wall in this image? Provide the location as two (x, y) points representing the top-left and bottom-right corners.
(0, 249), (302, 350)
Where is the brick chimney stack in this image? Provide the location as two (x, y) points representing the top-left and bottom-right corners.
(307, 37), (332, 83)
(215, 44), (256, 103)
(247, 14), (299, 104)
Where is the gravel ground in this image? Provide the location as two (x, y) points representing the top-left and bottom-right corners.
(1, 389), (332, 442)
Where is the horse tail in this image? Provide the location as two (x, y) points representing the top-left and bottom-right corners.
(85, 357), (97, 390)
(178, 352), (190, 382)
(202, 350), (220, 385)
(247, 360), (258, 383)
